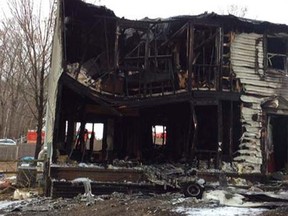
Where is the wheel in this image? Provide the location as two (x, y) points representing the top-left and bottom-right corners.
(183, 182), (204, 199)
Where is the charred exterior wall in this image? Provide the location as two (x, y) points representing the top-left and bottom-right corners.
(231, 32), (288, 173)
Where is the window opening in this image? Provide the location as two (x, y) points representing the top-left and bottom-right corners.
(267, 37), (287, 71)
(152, 125), (166, 145)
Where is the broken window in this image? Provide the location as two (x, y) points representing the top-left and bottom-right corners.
(152, 125), (167, 145)
(267, 36), (287, 71)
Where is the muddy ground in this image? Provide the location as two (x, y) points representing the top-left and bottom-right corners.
(0, 189), (287, 216)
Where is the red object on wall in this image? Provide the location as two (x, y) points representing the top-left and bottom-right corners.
(27, 130), (45, 144)
(155, 133), (167, 139)
(267, 153), (276, 173)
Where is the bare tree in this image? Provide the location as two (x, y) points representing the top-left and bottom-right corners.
(0, 20), (32, 139)
(221, 4), (248, 18)
(8, 0), (55, 158)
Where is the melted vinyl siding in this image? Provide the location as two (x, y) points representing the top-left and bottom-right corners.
(231, 33), (265, 173)
(243, 86), (280, 96)
(241, 95), (265, 104)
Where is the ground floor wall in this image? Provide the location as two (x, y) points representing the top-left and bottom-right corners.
(51, 92), (245, 172)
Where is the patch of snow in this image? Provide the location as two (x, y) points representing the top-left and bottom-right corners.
(174, 206), (266, 216)
(207, 182), (220, 187)
(78, 163), (89, 167)
(203, 190), (265, 207)
(171, 198), (186, 205)
(203, 190), (244, 206)
(5, 176), (16, 180)
(13, 189), (37, 200)
(71, 177), (94, 201)
(0, 200), (22, 210)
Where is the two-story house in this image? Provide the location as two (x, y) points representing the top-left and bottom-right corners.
(45, 0), (288, 197)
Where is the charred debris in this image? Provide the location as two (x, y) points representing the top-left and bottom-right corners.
(46, 0), (288, 197)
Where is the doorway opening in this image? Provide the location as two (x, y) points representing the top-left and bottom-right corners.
(268, 115), (288, 172)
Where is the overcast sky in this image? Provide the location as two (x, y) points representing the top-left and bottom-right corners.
(0, 0), (288, 25)
(91, 0), (288, 24)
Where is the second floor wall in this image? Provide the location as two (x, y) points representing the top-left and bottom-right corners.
(60, 0), (288, 99)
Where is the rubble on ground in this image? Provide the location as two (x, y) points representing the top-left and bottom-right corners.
(1, 189), (288, 216)
(0, 171), (288, 216)
(2, 160), (288, 215)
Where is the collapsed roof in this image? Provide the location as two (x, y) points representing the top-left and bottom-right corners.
(62, 0), (288, 64)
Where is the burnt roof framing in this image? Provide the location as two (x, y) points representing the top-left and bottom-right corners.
(62, 0), (288, 100)
(62, 0), (288, 66)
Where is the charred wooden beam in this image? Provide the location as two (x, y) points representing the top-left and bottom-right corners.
(154, 36), (159, 68)
(216, 27), (223, 91)
(79, 105), (87, 162)
(261, 116), (267, 174)
(143, 27), (150, 96)
(114, 22), (119, 69)
(286, 37), (288, 72)
(263, 32), (268, 75)
(160, 23), (189, 48)
(104, 18), (110, 69)
(124, 41), (145, 59)
(50, 166), (144, 181)
(194, 31), (218, 51)
(184, 102), (193, 160)
(102, 120), (108, 160)
(188, 22), (194, 92)
(60, 73), (122, 117)
(124, 54), (172, 60)
(190, 102), (198, 160)
(89, 124), (95, 154)
(118, 19), (150, 30)
(229, 101), (234, 161)
(51, 181), (172, 198)
(216, 101), (223, 169)
(58, 112), (66, 146)
(66, 115), (75, 155)
(52, 82), (64, 162)
(118, 91), (240, 109)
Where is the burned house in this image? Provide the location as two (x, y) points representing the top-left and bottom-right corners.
(46, 0), (288, 196)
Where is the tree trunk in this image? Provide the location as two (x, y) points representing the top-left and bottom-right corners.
(35, 67), (45, 159)
(35, 110), (43, 159)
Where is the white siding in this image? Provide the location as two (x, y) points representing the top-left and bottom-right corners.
(45, 0), (63, 160)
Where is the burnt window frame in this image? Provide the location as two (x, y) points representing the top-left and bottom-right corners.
(265, 34), (288, 73)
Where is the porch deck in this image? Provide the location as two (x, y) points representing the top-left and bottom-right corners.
(48, 165), (267, 198)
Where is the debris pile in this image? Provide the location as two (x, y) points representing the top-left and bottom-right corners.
(71, 177), (94, 202)
(142, 163), (203, 190)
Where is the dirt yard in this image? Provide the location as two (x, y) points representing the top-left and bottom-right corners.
(0, 189), (286, 216)
(0, 162), (17, 173)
